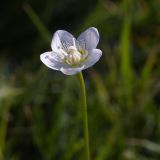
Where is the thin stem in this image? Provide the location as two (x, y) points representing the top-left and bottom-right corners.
(77, 72), (90, 160)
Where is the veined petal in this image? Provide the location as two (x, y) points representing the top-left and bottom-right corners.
(51, 30), (75, 52)
(77, 27), (99, 51)
(40, 52), (66, 70)
(83, 49), (102, 69)
(60, 66), (84, 75)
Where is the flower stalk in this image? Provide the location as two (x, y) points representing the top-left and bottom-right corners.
(77, 72), (90, 160)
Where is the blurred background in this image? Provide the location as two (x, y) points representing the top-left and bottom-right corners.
(0, 0), (160, 159)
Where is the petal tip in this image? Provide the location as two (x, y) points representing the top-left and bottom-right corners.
(89, 27), (99, 37)
(40, 52), (50, 63)
(40, 52), (62, 71)
(40, 53), (46, 62)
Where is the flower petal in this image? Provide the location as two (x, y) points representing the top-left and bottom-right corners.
(83, 49), (102, 69)
(51, 30), (75, 52)
(77, 27), (99, 50)
(40, 52), (65, 70)
(60, 66), (84, 75)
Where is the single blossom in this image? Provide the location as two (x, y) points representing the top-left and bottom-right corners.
(40, 27), (102, 75)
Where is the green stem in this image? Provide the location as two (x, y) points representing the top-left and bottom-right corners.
(77, 72), (90, 160)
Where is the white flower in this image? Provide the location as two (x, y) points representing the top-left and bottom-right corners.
(40, 27), (102, 75)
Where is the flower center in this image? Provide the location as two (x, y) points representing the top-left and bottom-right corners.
(60, 45), (88, 66)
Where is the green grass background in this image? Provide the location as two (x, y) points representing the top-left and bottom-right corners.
(0, 0), (160, 159)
